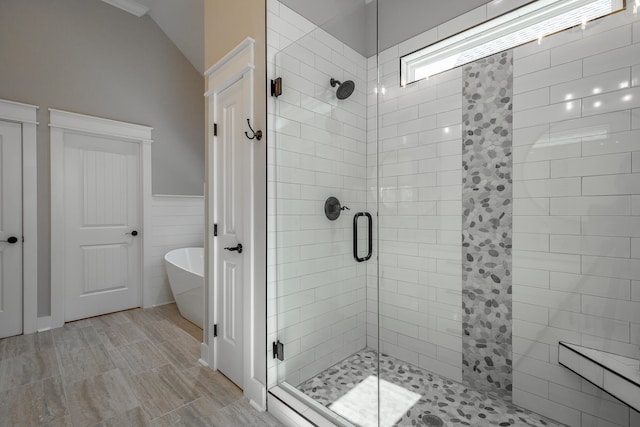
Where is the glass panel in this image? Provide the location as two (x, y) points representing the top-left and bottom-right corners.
(269, 1), (379, 424)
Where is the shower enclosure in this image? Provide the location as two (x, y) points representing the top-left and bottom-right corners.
(267, 0), (640, 426)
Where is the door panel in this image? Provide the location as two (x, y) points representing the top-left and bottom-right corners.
(0, 121), (22, 339)
(215, 76), (248, 388)
(64, 133), (140, 322)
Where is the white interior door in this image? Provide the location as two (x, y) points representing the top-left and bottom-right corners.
(64, 133), (141, 322)
(0, 121), (23, 339)
(214, 75), (250, 388)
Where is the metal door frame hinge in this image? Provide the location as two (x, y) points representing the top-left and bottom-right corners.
(271, 77), (282, 98)
(213, 123), (218, 136)
(213, 224), (218, 236)
(213, 324), (218, 337)
(272, 340), (284, 361)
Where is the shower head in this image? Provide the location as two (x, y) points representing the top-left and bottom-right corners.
(330, 78), (355, 100)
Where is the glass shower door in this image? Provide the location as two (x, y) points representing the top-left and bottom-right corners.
(270, 21), (378, 426)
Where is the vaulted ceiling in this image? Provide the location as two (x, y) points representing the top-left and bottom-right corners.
(101, 0), (495, 70)
(102, 0), (204, 74)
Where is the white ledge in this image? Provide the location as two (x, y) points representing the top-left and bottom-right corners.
(559, 342), (640, 411)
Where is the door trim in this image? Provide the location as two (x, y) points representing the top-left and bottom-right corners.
(0, 99), (39, 335)
(49, 109), (153, 329)
(205, 37), (267, 409)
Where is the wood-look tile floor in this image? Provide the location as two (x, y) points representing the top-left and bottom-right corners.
(0, 304), (283, 427)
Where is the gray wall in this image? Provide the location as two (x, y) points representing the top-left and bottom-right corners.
(0, 0), (205, 316)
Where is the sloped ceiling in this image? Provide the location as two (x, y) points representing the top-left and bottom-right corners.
(279, 0), (493, 57)
(102, 0), (204, 74)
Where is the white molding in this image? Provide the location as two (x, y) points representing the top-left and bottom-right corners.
(36, 316), (52, 332)
(199, 343), (210, 367)
(49, 109), (153, 142)
(0, 99), (39, 335)
(204, 38), (256, 97)
(49, 109), (153, 328)
(205, 37), (266, 408)
(0, 99), (39, 125)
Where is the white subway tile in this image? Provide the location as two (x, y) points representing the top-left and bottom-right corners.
(513, 250), (581, 274)
(583, 43), (640, 77)
(551, 25), (632, 67)
(550, 272), (631, 300)
(513, 198), (550, 216)
(550, 196), (631, 216)
(513, 124), (549, 147)
(513, 51), (550, 78)
(549, 310), (630, 342)
(514, 101), (581, 129)
(634, 151), (640, 173)
(513, 389), (581, 427)
(549, 382), (629, 426)
(513, 140), (581, 164)
(514, 286), (581, 312)
(582, 216), (640, 237)
(514, 233), (549, 252)
(514, 88), (551, 111)
(582, 130), (640, 157)
(632, 238), (640, 258)
(514, 319), (581, 345)
(582, 173), (640, 196)
(513, 301), (549, 324)
(551, 153), (631, 178)
(513, 178), (581, 198)
(582, 295), (640, 323)
(550, 68), (632, 104)
(513, 267), (550, 288)
(513, 336), (550, 361)
(634, 107), (640, 129)
(550, 235), (630, 258)
(514, 60), (583, 95)
(513, 162), (550, 181)
(582, 255), (640, 280)
(514, 216), (580, 235)
(583, 86), (640, 117)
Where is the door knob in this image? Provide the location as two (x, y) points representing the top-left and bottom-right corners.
(126, 231), (139, 236)
(0, 236), (18, 244)
(224, 243), (243, 254)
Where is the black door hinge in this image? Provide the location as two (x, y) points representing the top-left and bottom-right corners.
(273, 340), (284, 361)
(213, 123), (218, 136)
(271, 77), (282, 97)
(213, 224), (218, 236)
(213, 324), (218, 337)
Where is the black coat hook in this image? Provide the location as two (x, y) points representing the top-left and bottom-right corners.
(245, 119), (263, 141)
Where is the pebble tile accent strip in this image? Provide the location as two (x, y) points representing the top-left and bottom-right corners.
(461, 50), (514, 400)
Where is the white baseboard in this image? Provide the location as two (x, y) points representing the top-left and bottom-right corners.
(36, 316), (52, 332)
(198, 342), (209, 367)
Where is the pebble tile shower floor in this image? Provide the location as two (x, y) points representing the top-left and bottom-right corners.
(0, 304), (282, 427)
(298, 349), (565, 427)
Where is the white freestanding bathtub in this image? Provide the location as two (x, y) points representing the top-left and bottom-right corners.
(164, 247), (204, 328)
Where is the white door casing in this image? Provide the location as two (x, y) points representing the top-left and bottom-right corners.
(50, 109), (153, 329)
(205, 37), (267, 408)
(0, 100), (38, 336)
(0, 121), (24, 338)
(63, 134), (141, 321)
(214, 75), (249, 388)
